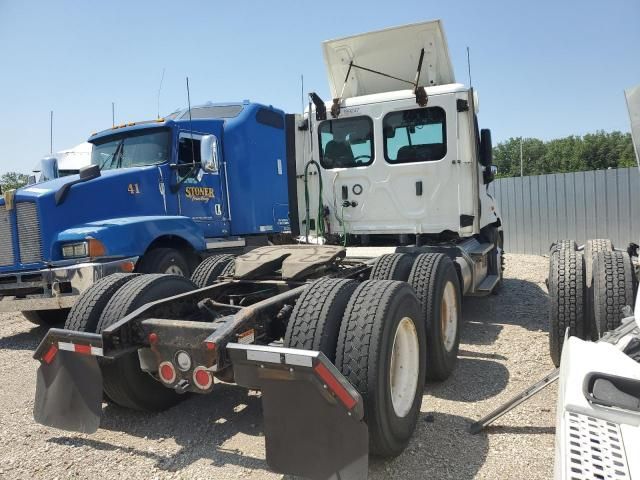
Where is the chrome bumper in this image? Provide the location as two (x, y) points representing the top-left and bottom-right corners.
(0, 257), (138, 312)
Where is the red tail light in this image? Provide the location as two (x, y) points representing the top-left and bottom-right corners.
(313, 363), (357, 410)
(158, 361), (176, 384)
(193, 366), (213, 390)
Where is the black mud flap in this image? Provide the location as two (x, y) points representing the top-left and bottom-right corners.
(228, 343), (368, 480)
(33, 329), (104, 433)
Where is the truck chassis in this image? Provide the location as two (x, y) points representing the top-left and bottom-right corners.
(33, 239), (500, 479)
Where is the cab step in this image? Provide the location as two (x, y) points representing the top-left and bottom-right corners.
(476, 274), (500, 293)
(467, 242), (494, 257)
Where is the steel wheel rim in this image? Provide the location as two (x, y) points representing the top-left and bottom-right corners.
(165, 264), (184, 276)
(389, 316), (420, 418)
(440, 281), (458, 352)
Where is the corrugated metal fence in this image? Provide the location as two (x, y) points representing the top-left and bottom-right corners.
(488, 167), (640, 255)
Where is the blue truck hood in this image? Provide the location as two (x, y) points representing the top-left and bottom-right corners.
(1, 166), (167, 272)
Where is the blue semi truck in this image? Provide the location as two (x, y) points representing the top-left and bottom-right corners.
(0, 101), (292, 325)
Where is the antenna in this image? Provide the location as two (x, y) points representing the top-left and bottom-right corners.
(466, 46), (472, 87)
(186, 77), (195, 165)
(157, 68), (165, 119)
(300, 74), (304, 113)
(49, 110), (53, 155)
(112, 102), (115, 127)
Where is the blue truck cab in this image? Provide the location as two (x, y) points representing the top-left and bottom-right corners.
(0, 101), (292, 324)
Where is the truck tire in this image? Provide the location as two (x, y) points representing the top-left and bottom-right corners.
(22, 309), (69, 326)
(548, 249), (585, 367)
(284, 278), (357, 361)
(65, 273), (140, 332)
(584, 239), (613, 288)
(190, 254), (235, 288)
(97, 274), (198, 411)
(584, 239), (613, 339)
(336, 280), (425, 457)
(137, 248), (191, 277)
(549, 240), (577, 256)
(408, 253), (461, 381)
(592, 251), (635, 338)
(369, 253), (415, 281)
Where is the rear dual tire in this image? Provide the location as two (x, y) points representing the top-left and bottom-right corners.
(97, 274), (198, 411)
(548, 248), (585, 367)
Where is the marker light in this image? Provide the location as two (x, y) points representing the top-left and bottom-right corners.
(158, 361), (176, 384)
(193, 367), (213, 390)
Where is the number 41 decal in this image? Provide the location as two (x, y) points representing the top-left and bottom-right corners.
(128, 183), (141, 195)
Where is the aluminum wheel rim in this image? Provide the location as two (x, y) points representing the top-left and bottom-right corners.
(165, 264), (184, 276)
(389, 316), (420, 418)
(440, 281), (458, 352)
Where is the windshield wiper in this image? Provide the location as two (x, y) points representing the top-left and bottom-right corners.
(100, 141), (124, 170)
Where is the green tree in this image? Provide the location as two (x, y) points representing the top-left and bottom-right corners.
(493, 131), (635, 177)
(0, 172), (29, 191)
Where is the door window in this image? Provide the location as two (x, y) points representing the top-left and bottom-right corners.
(383, 107), (447, 163)
(318, 116), (374, 169)
(178, 133), (202, 164)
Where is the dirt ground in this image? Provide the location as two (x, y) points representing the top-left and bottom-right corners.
(0, 253), (557, 479)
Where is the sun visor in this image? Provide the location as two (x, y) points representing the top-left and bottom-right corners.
(322, 20), (455, 99)
(625, 84), (640, 168)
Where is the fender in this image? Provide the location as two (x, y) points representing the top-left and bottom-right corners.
(53, 216), (206, 260)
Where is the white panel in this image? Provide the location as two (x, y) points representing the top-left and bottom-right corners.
(323, 20), (455, 98)
(284, 353), (313, 368)
(246, 350), (281, 364)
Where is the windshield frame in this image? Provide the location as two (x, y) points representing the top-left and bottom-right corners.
(90, 127), (172, 171)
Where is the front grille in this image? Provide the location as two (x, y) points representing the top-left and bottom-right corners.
(0, 208), (15, 266)
(16, 202), (42, 264)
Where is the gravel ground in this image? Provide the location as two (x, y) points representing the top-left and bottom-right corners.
(0, 254), (556, 479)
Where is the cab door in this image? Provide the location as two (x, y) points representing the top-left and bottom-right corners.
(319, 95), (465, 235)
(175, 131), (229, 237)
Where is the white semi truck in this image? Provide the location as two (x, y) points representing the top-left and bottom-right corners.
(31, 20), (503, 479)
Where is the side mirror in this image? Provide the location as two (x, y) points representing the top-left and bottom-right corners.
(40, 156), (59, 181)
(479, 129), (493, 167)
(79, 164), (101, 180)
(27, 175), (37, 185)
(200, 135), (219, 172)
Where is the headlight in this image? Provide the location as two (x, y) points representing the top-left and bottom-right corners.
(61, 242), (88, 258)
(61, 239), (106, 259)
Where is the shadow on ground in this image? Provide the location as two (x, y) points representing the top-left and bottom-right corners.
(368, 412), (489, 480)
(461, 277), (549, 346)
(50, 383), (271, 473)
(0, 324), (48, 351)
(427, 355), (510, 402)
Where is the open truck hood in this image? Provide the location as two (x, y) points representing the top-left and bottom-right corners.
(322, 20), (455, 99)
(625, 84), (640, 168)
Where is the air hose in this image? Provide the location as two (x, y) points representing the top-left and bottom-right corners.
(303, 160), (325, 242)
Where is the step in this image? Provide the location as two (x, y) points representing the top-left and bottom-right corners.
(476, 274), (500, 293)
(466, 242), (494, 257)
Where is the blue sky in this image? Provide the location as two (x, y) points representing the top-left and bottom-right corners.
(0, 0), (638, 174)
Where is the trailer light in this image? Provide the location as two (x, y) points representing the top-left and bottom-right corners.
(148, 332), (159, 345)
(193, 367), (213, 390)
(158, 361), (176, 384)
(42, 344), (58, 364)
(175, 351), (192, 372)
(204, 341), (216, 351)
(313, 363), (357, 410)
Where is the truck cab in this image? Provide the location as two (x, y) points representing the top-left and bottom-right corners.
(0, 101), (291, 324)
(296, 20), (500, 243)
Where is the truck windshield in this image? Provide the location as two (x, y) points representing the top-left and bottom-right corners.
(91, 128), (171, 170)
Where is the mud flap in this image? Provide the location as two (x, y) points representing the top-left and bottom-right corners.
(33, 329), (104, 433)
(228, 343), (368, 480)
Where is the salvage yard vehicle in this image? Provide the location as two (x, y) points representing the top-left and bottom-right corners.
(32, 20), (503, 479)
(0, 101), (291, 325)
(551, 84), (640, 480)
